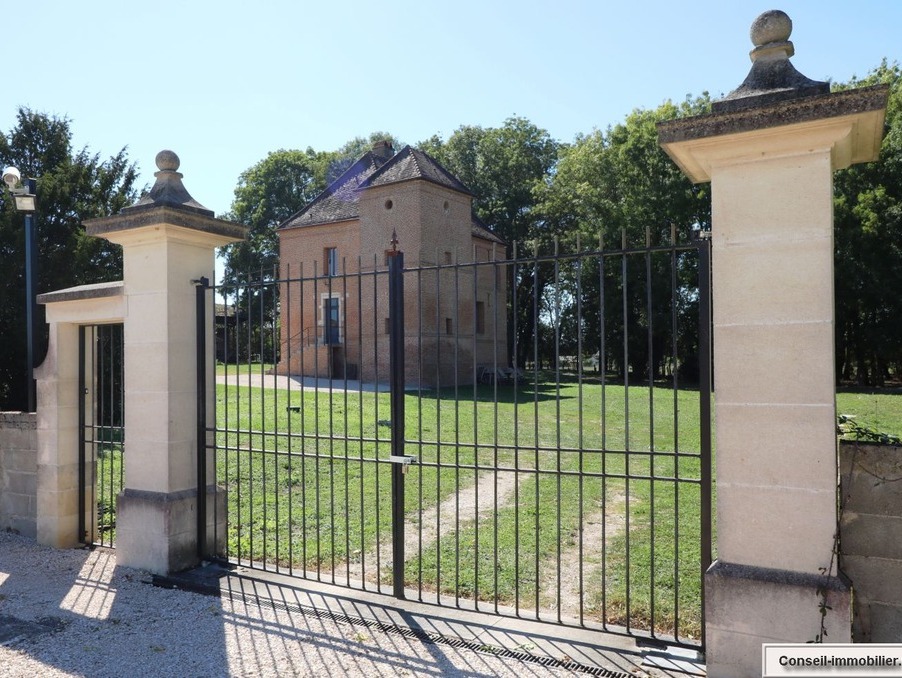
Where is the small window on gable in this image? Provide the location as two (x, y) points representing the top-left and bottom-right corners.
(384, 318), (391, 335)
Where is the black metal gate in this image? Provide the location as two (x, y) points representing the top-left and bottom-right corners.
(200, 230), (711, 649)
(78, 323), (125, 548)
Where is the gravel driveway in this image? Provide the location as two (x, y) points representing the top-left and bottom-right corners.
(0, 532), (585, 677)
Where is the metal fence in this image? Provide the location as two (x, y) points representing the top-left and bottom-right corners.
(201, 230), (711, 649)
(78, 323), (125, 548)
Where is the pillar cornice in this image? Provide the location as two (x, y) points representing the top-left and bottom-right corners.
(658, 86), (888, 182)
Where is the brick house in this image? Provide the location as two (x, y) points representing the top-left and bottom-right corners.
(276, 142), (508, 387)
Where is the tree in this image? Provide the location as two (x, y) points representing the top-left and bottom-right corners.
(0, 108), (138, 409)
(220, 148), (329, 286)
(535, 96), (712, 379)
(420, 117), (559, 366)
(220, 133), (404, 286)
(833, 61), (902, 385)
(218, 134), (401, 362)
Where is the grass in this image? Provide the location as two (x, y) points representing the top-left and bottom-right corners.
(213, 374), (708, 641)
(94, 441), (124, 547)
(836, 389), (902, 438)
(96, 375), (902, 642)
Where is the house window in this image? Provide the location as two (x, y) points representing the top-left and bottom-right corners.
(322, 296), (341, 344)
(475, 302), (485, 335)
(443, 251), (452, 265)
(384, 318), (391, 335)
(325, 247), (338, 276)
(445, 318), (453, 335)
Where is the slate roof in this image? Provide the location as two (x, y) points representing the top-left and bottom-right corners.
(279, 145), (504, 246)
(361, 145), (472, 195)
(279, 152), (384, 230)
(471, 212), (505, 245)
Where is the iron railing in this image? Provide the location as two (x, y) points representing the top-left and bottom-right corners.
(78, 323), (125, 548)
(200, 231), (712, 649)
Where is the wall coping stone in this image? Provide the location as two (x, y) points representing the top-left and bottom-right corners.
(37, 280), (124, 305)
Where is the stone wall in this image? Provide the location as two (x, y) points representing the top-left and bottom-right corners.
(839, 440), (902, 642)
(0, 411), (37, 537)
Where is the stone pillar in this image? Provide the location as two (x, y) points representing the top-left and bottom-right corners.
(659, 11), (888, 677)
(85, 151), (245, 574)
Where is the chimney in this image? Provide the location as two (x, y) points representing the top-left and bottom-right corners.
(372, 140), (395, 164)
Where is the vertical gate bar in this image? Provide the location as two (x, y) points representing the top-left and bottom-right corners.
(78, 326), (87, 544)
(553, 238), (562, 622)
(285, 264), (294, 575)
(417, 264), (424, 600)
(300, 266), (308, 572)
(670, 226), (682, 637)
(576, 244), (585, 626)
(532, 243), (540, 618)
(260, 270), (269, 571)
(512, 243), (520, 617)
(328, 271), (336, 581)
(97, 325), (105, 546)
(621, 228), (631, 632)
(118, 324), (124, 546)
(645, 225), (656, 634)
(245, 274), (253, 565)
(342, 260), (351, 586)
(434, 253), (442, 603)
(389, 249), (406, 599)
(357, 259), (365, 587)
(492, 248), (501, 615)
(223, 284), (241, 561)
(195, 277), (209, 560)
(271, 267), (280, 572)
(452, 250), (462, 607)
(372, 257), (381, 590)
(313, 261), (321, 580)
(456, 255), (470, 610)
(697, 232), (713, 651)
(599, 235), (608, 627)
(106, 326), (114, 547)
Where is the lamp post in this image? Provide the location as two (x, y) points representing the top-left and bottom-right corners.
(2, 166), (38, 412)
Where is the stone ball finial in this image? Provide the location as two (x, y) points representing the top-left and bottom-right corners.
(155, 150), (180, 172)
(751, 10), (792, 47)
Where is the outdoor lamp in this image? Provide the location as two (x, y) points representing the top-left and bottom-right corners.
(2, 164), (38, 412)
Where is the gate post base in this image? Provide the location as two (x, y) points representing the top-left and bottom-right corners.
(115, 487), (226, 575)
(704, 561), (851, 677)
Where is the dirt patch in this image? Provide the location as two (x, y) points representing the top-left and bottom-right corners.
(535, 490), (631, 620)
(339, 469), (524, 585)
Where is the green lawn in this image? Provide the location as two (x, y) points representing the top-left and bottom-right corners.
(212, 376), (708, 641)
(98, 378), (902, 642)
(836, 390), (902, 438)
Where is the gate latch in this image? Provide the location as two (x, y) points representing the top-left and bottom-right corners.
(389, 455), (417, 474)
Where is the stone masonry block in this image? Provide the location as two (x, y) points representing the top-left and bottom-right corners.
(841, 555), (902, 606)
(841, 512), (902, 560)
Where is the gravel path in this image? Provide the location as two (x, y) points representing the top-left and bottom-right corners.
(0, 532), (582, 678)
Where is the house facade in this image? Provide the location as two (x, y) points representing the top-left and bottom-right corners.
(276, 142), (508, 387)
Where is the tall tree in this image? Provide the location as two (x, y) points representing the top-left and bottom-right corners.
(420, 117), (559, 365)
(220, 148), (329, 287)
(0, 108), (138, 409)
(536, 96), (712, 378)
(833, 61), (902, 385)
(220, 133), (403, 287)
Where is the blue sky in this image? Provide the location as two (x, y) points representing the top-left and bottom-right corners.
(2, 0), (899, 220)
